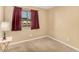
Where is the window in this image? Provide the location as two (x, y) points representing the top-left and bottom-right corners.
(21, 10), (31, 29)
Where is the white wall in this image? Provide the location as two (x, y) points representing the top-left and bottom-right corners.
(48, 6), (79, 49)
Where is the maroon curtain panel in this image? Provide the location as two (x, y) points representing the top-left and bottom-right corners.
(12, 7), (22, 31)
(31, 10), (40, 29)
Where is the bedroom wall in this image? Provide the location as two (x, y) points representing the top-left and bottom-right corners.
(48, 6), (79, 49)
(0, 7), (4, 37)
(4, 6), (48, 42)
(0, 7), (3, 21)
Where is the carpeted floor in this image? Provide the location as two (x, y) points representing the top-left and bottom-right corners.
(7, 37), (76, 52)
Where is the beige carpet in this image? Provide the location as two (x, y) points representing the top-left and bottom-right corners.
(8, 37), (76, 52)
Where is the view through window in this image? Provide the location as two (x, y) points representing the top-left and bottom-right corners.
(21, 10), (31, 29)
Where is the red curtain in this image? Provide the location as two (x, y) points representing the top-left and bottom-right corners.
(31, 10), (40, 29)
(12, 7), (22, 31)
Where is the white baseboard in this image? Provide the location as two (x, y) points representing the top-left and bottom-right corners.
(9, 35), (79, 51)
(47, 35), (79, 51)
(10, 35), (47, 46)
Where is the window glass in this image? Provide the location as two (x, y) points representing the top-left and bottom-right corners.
(21, 10), (31, 29)
(22, 11), (28, 18)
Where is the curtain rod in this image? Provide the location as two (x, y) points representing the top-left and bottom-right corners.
(22, 8), (31, 11)
(22, 7), (38, 11)
(14, 6), (38, 11)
